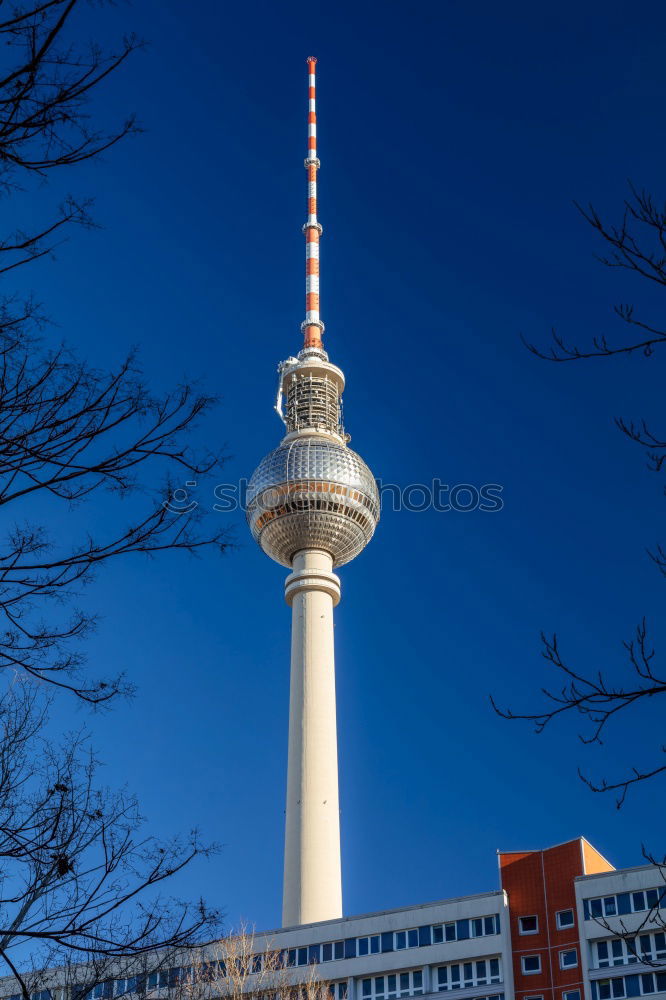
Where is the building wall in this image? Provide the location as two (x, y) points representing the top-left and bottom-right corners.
(3, 842), (665, 1000)
(575, 864), (666, 1000)
(499, 839), (611, 1000)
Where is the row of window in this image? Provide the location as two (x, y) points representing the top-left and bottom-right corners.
(521, 949), (578, 975)
(519, 911), (575, 935)
(591, 972), (666, 1000)
(289, 915), (501, 967)
(435, 957), (502, 990)
(584, 888), (666, 921)
(595, 932), (666, 968)
(361, 970), (423, 1000)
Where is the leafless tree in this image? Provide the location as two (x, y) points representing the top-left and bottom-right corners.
(0, 685), (220, 1000)
(176, 927), (333, 1000)
(0, 0), (229, 705)
(0, 2), (227, 993)
(586, 865), (666, 971)
(492, 185), (666, 806)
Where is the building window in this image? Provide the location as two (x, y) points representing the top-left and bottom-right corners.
(519, 916), (539, 935)
(563, 992), (580, 1000)
(594, 933), (666, 969)
(431, 914), (499, 946)
(435, 958), (501, 991)
(521, 956), (542, 975)
(559, 950), (578, 970)
(361, 970), (423, 1000)
(557, 909), (575, 929)
(525, 996), (544, 1000)
(328, 984), (348, 1000)
(584, 888), (666, 922)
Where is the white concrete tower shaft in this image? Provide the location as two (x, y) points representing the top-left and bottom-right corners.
(283, 549), (342, 926)
(246, 57), (379, 930)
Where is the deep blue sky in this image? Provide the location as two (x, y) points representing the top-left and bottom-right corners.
(19, 0), (666, 932)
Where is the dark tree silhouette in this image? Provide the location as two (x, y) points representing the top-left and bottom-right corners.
(0, 686), (220, 1000)
(0, 2), (227, 986)
(0, 0), (229, 704)
(493, 185), (666, 807)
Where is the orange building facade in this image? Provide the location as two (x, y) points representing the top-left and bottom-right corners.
(499, 838), (615, 1000)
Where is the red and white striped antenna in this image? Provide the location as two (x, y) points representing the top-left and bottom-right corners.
(302, 56), (324, 352)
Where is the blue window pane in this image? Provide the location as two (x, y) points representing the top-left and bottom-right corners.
(612, 941), (623, 959)
(598, 983), (610, 1000)
(632, 892), (645, 912)
(656, 974), (666, 992)
(449, 966), (460, 987)
(408, 929), (418, 948)
(359, 938), (369, 956)
(370, 936), (380, 954)
(381, 932), (393, 953)
(624, 976), (639, 998)
(298, 948), (308, 967)
(647, 889), (659, 909)
(334, 942), (344, 960)
(433, 926), (443, 944)
(463, 964), (473, 984)
(418, 925), (431, 946)
(591, 899), (603, 918)
(287, 950), (296, 967)
(399, 975), (409, 992)
(309, 945), (320, 964)
(456, 919), (470, 941)
(437, 968), (447, 986)
(598, 942), (609, 960)
(395, 932), (406, 950)
(362, 982), (371, 999)
(490, 959), (500, 978)
(472, 918), (483, 937)
(322, 945), (331, 963)
(375, 978), (385, 997)
(611, 980), (624, 998)
(445, 922), (456, 942)
(344, 939), (356, 959)
(387, 976), (396, 995)
(660, 890), (666, 910)
(617, 893), (631, 916)
(494, 913), (501, 933)
(641, 976), (655, 995)
(604, 897), (617, 917)
(485, 916), (495, 935)
(413, 972), (422, 990)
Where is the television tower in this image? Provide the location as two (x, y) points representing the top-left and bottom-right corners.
(247, 58), (379, 928)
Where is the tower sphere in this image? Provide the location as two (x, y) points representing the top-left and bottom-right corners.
(247, 434), (379, 568)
